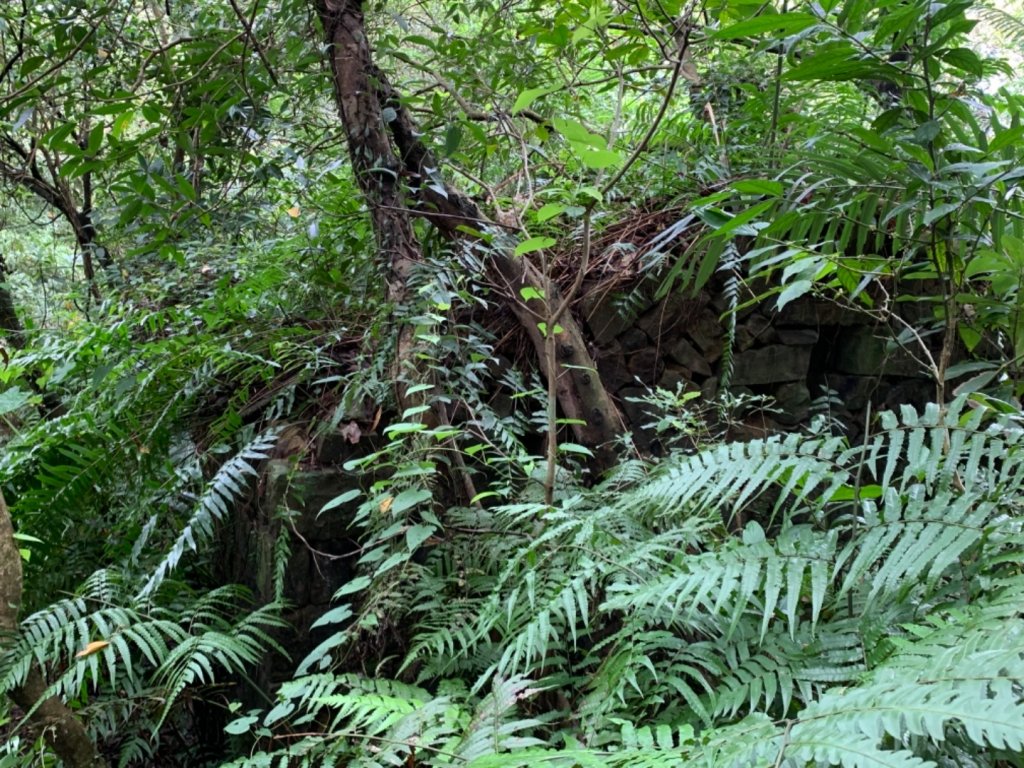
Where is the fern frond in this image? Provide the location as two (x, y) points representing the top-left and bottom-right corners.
(975, 2), (1024, 45)
(140, 430), (277, 597)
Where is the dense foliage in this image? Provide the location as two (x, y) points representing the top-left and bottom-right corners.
(0, 0), (1023, 766)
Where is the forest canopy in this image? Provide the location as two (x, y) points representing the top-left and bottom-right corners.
(1, 0), (1024, 766)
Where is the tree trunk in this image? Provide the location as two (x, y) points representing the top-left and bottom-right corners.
(0, 490), (107, 768)
(314, 0), (434, 414)
(314, 1), (623, 465)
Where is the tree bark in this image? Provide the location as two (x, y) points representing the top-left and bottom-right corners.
(0, 490), (107, 768)
(314, 0), (433, 413)
(314, 1), (623, 465)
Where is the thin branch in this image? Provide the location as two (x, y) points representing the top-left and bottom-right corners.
(227, 0), (280, 87)
(599, 20), (692, 199)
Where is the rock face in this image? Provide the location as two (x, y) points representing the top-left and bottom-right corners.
(667, 338), (711, 376)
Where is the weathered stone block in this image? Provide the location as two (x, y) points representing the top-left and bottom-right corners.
(824, 373), (877, 411)
(736, 314), (777, 351)
(636, 292), (698, 340)
(666, 337), (712, 377)
(265, 463), (362, 539)
(730, 345), (813, 385)
(882, 378), (935, 411)
(773, 382), (811, 426)
(581, 292), (634, 345)
(688, 308), (724, 362)
(596, 347), (632, 392)
(628, 348), (663, 386)
(619, 386), (657, 452)
(779, 297), (863, 326)
(619, 327), (650, 353)
(776, 327), (819, 345)
(701, 376), (719, 401)
(657, 365), (695, 393)
(834, 328), (926, 377)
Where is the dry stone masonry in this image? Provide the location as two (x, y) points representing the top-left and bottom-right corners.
(582, 283), (946, 450)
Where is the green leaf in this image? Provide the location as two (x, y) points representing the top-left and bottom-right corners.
(552, 118), (604, 148)
(444, 123), (462, 155)
(536, 203), (567, 222)
(384, 421), (428, 435)
(224, 715), (258, 735)
(785, 46), (888, 82)
(336, 575), (372, 597)
(19, 56), (46, 76)
(402, 404), (433, 419)
(709, 200), (774, 238)
(941, 47), (983, 76)
(731, 179), (783, 197)
(405, 524), (435, 550)
(913, 120), (942, 144)
(390, 488), (432, 514)
(310, 604), (353, 629)
(0, 387), (33, 416)
(537, 322), (564, 337)
(515, 236), (556, 256)
(988, 126), (1024, 154)
(520, 286), (545, 301)
(12, 107), (33, 131)
(85, 123), (104, 157)
(776, 279), (813, 310)
(512, 85), (557, 114)
(712, 12), (819, 38)
(111, 111), (134, 139)
(174, 174), (196, 201)
(558, 442), (594, 456)
(923, 202), (959, 226)
(320, 489), (362, 515)
(574, 145), (622, 169)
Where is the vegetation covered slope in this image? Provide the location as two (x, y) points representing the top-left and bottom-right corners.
(0, 0), (1022, 766)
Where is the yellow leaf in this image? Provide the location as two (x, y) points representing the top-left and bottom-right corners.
(379, 496), (393, 513)
(76, 640), (109, 658)
(286, 206), (300, 218)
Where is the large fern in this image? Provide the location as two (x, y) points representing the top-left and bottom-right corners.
(0, 570), (287, 759)
(139, 429), (278, 597)
(227, 399), (1024, 767)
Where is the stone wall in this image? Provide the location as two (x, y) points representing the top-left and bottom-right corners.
(223, 459), (361, 693)
(225, 285), (955, 690)
(581, 283), (943, 449)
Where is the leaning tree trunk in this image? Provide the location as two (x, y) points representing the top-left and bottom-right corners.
(0, 490), (107, 768)
(313, 0), (434, 413)
(314, 0), (622, 466)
